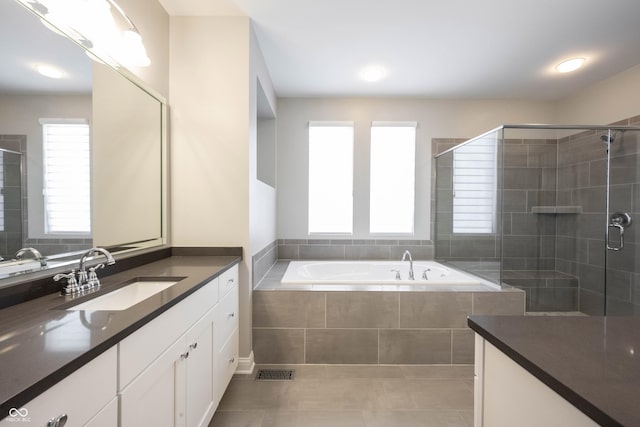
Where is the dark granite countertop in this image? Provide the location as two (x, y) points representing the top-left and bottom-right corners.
(468, 315), (640, 427)
(0, 254), (240, 417)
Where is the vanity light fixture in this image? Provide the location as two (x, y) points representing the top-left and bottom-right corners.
(16, 0), (150, 68)
(359, 65), (388, 82)
(105, 0), (151, 67)
(555, 57), (585, 73)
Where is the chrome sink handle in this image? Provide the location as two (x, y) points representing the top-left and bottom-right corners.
(88, 264), (105, 288)
(54, 270), (79, 295)
(390, 269), (401, 280)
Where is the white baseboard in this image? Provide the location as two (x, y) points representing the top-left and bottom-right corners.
(235, 351), (255, 375)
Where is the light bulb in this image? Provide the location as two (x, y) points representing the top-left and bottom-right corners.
(555, 58), (585, 73)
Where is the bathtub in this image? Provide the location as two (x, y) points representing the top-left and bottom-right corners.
(280, 260), (487, 286)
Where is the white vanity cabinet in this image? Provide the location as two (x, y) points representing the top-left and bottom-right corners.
(119, 264), (239, 427)
(213, 266), (239, 402)
(119, 309), (216, 427)
(474, 335), (599, 427)
(0, 347), (117, 427)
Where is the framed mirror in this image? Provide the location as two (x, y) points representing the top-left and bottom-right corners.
(0, 0), (165, 280)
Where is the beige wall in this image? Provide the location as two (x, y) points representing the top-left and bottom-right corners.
(556, 64), (640, 124)
(170, 16), (259, 360)
(169, 16), (250, 247)
(276, 97), (557, 240)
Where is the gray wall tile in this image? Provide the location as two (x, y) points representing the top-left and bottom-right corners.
(527, 288), (578, 312)
(473, 291), (525, 315)
(450, 238), (497, 259)
(344, 245), (391, 260)
(452, 329), (474, 364)
(504, 145), (528, 167)
(379, 329), (451, 364)
(528, 145), (557, 168)
(278, 245), (299, 260)
(326, 292), (399, 328)
(253, 291), (325, 328)
(299, 244), (345, 260)
(306, 329), (378, 364)
(253, 329), (305, 364)
(400, 292), (472, 328)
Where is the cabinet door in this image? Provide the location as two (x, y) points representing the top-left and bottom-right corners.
(481, 340), (599, 427)
(85, 397), (118, 427)
(0, 347), (116, 427)
(185, 308), (215, 427)
(120, 337), (187, 427)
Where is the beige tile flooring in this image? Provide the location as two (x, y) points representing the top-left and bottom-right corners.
(209, 364), (474, 427)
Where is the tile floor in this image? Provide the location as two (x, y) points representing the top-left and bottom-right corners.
(209, 364), (474, 427)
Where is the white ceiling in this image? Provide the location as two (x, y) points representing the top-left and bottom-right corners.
(0, 1), (92, 94)
(159, 0), (640, 100)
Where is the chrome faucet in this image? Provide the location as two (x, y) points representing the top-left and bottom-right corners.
(15, 247), (47, 267)
(55, 247), (115, 295)
(79, 247), (115, 275)
(401, 250), (414, 280)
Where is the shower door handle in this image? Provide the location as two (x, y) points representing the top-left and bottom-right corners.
(607, 212), (632, 251)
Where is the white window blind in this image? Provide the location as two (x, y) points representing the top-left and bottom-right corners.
(41, 120), (91, 234)
(308, 122), (354, 234)
(452, 137), (497, 234)
(369, 122), (416, 234)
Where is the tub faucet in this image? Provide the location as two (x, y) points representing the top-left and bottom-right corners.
(401, 250), (414, 280)
(15, 247), (47, 267)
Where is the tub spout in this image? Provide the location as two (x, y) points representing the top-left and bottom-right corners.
(401, 250), (414, 280)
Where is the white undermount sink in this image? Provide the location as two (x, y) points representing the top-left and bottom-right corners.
(67, 279), (179, 311)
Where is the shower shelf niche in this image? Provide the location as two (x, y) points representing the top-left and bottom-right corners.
(531, 206), (582, 214)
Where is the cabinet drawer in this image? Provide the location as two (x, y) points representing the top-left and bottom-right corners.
(215, 327), (239, 403)
(218, 264), (238, 299)
(214, 285), (238, 347)
(0, 346), (117, 427)
(119, 278), (218, 390)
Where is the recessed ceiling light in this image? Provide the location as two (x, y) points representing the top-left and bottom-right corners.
(34, 64), (66, 79)
(359, 65), (388, 82)
(555, 58), (585, 73)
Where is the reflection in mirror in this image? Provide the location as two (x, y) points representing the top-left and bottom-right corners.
(0, 0), (164, 280)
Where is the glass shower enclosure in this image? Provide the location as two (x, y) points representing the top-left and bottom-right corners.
(434, 124), (640, 315)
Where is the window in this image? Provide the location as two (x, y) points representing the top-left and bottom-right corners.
(41, 119), (91, 234)
(369, 122), (416, 234)
(452, 136), (497, 233)
(308, 122), (353, 234)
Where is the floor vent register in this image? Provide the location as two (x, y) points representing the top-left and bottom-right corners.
(255, 369), (295, 381)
